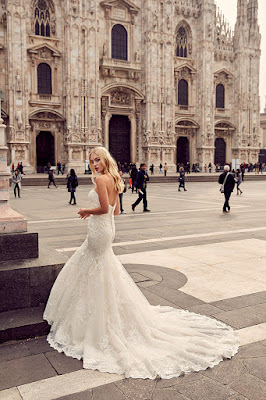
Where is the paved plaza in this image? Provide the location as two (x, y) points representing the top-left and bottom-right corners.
(1, 179), (266, 399)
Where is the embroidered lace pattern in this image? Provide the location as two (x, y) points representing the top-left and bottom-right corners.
(43, 189), (239, 379)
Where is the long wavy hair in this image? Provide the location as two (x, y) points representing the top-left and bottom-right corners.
(89, 147), (124, 194)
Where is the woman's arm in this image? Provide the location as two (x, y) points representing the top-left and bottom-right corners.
(78, 175), (110, 219)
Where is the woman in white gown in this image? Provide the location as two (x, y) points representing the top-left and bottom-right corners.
(44, 147), (239, 380)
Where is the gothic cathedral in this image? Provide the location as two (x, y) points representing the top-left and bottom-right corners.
(0, 0), (261, 172)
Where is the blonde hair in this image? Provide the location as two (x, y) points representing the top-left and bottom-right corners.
(89, 147), (124, 194)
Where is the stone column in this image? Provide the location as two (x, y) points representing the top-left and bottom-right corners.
(0, 102), (27, 234)
(0, 96), (38, 261)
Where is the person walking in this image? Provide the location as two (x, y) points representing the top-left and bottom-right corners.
(11, 163), (15, 173)
(149, 164), (154, 175)
(159, 163), (163, 173)
(164, 163), (168, 177)
(67, 169), (78, 205)
(208, 162), (212, 173)
(119, 170), (126, 214)
(48, 169), (58, 188)
(178, 167), (187, 191)
(130, 164), (138, 193)
(132, 163), (150, 212)
(12, 169), (22, 198)
(235, 169), (243, 195)
(57, 161), (63, 175)
(219, 165), (235, 213)
(240, 164), (245, 181)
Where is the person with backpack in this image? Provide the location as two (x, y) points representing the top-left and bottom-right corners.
(67, 169), (78, 205)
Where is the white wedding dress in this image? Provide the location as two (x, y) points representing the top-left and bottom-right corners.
(43, 189), (239, 379)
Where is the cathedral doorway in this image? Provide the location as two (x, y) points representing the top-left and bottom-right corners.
(176, 137), (189, 165)
(214, 138), (226, 166)
(109, 115), (131, 165)
(36, 131), (55, 172)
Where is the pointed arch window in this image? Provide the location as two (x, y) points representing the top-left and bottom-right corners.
(178, 79), (188, 106)
(111, 24), (128, 60)
(37, 63), (52, 94)
(176, 27), (187, 58)
(216, 84), (225, 108)
(34, 0), (51, 37)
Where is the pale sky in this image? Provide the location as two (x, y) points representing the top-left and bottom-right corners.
(215, 0), (266, 112)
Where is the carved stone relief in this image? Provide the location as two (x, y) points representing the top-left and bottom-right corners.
(110, 91), (130, 106)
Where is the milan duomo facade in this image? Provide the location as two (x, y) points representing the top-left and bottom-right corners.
(0, 0), (261, 172)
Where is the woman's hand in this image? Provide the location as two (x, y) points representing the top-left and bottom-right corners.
(78, 208), (91, 219)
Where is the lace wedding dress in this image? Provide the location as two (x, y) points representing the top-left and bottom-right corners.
(43, 189), (239, 379)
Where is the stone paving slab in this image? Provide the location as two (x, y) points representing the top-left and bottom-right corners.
(56, 390), (93, 400)
(211, 293), (266, 312)
(214, 302), (266, 329)
(0, 353), (57, 391)
(93, 383), (126, 400)
(175, 376), (235, 400)
(146, 285), (204, 308)
(230, 373), (266, 400)
(0, 341), (31, 363)
(45, 351), (83, 375)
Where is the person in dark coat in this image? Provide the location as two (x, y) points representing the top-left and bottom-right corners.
(130, 164), (138, 193)
(178, 167), (187, 191)
(48, 169), (57, 188)
(132, 163), (150, 212)
(219, 165), (235, 213)
(67, 169), (78, 205)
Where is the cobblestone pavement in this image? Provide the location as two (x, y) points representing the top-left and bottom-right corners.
(1, 181), (266, 399)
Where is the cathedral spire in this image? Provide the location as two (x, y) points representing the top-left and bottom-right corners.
(237, 0), (248, 25)
(247, 0), (258, 27)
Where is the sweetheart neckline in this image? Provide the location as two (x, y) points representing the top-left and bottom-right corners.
(91, 189), (116, 208)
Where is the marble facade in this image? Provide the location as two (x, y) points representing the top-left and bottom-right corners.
(0, 0), (261, 172)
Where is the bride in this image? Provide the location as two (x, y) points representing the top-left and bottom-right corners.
(44, 147), (239, 380)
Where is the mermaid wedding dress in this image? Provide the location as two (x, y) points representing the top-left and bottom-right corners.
(44, 189), (239, 379)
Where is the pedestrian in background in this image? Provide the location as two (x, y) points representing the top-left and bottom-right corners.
(67, 169), (78, 205)
(235, 169), (243, 195)
(178, 167), (187, 191)
(19, 162), (24, 175)
(119, 170), (126, 214)
(149, 164), (154, 175)
(12, 169), (22, 198)
(132, 163), (150, 212)
(11, 163), (14, 173)
(57, 161), (63, 175)
(159, 163), (163, 173)
(130, 164), (138, 193)
(48, 169), (58, 188)
(219, 165), (235, 213)
(241, 163), (245, 181)
(164, 163), (168, 177)
(208, 162), (212, 173)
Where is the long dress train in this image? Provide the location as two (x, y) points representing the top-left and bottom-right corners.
(43, 189), (239, 380)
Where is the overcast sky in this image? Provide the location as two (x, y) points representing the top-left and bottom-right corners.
(215, 0), (266, 112)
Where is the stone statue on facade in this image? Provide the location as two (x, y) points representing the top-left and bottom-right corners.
(103, 42), (107, 57)
(16, 110), (22, 129)
(15, 71), (21, 92)
(90, 115), (96, 127)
